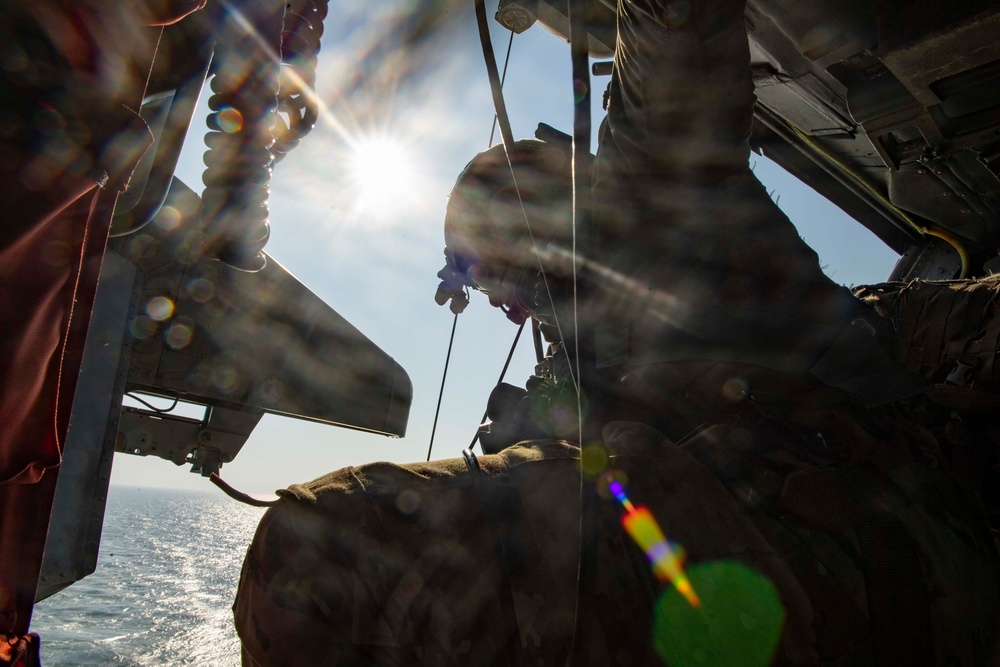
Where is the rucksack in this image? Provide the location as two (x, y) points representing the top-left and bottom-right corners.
(856, 275), (1000, 403)
(234, 417), (999, 666)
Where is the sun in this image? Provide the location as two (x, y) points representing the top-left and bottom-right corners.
(348, 135), (419, 221)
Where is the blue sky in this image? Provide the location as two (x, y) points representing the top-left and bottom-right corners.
(110, 2), (900, 493)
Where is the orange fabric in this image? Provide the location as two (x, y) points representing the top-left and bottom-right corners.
(0, 142), (123, 641)
(0, 0), (202, 643)
(0, 473), (60, 638)
(0, 171), (103, 485)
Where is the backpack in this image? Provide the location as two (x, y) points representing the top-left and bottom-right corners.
(855, 275), (1000, 409)
(234, 416), (999, 666)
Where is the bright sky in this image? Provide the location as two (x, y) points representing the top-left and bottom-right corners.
(109, 1), (899, 494)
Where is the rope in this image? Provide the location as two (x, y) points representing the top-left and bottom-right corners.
(568, 0), (592, 402)
(426, 22), (518, 461)
(468, 319), (528, 451)
(566, 0), (596, 663)
(433, 24), (519, 461)
(473, 0), (578, 390)
(427, 310), (460, 461)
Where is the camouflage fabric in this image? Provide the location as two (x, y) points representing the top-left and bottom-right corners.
(857, 276), (1000, 395)
(234, 413), (999, 666)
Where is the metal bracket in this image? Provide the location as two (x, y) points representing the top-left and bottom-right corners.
(116, 401), (263, 476)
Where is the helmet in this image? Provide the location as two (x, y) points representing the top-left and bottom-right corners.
(437, 138), (577, 322)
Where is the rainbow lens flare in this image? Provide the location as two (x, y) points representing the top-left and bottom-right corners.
(600, 471), (784, 664)
(607, 476), (700, 607)
(653, 560), (785, 667)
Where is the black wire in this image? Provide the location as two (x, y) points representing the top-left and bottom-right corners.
(444, 18), (518, 459)
(467, 318), (528, 451)
(488, 30), (516, 148)
(427, 311), (461, 462)
(126, 392), (180, 414)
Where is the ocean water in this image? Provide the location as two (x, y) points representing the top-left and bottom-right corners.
(32, 486), (266, 666)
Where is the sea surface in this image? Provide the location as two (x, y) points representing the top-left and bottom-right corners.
(32, 486), (266, 666)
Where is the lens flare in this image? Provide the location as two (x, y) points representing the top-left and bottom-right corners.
(215, 106), (244, 133)
(165, 321), (194, 349)
(604, 473), (700, 607)
(131, 316), (157, 340)
(581, 442), (610, 478)
(653, 560), (785, 667)
(185, 277), (215, 303)
(146, 297), (175, 321)
(155, 205), (183, 232)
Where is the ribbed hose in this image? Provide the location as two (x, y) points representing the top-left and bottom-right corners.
(274, 0), (328, 161)
(201, 0), (328, 271)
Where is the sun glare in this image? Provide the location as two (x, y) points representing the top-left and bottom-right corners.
(348, 135), (419, 221)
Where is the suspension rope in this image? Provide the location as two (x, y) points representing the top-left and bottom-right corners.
(567, 0), (595, 662)
(428, 24), (521, 463)
(427, 310), (461, 461)
(429, 24), (519, 463)
(568, 0), (592, 414)
(473, 0), (579, 390)
(467, 319), (528, 451)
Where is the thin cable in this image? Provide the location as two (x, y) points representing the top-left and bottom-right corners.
(925, 227), (970, 277)
(488, 30), (516, 148)
(468, 319), (528, 451)
(126, 393), (180, 414)
(427, 311), (460, 461)
(568, 0), (592, 403)
(567, 1), (595, 664)
(473, 0), (578, 389)
(785, 118), (970, 277)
